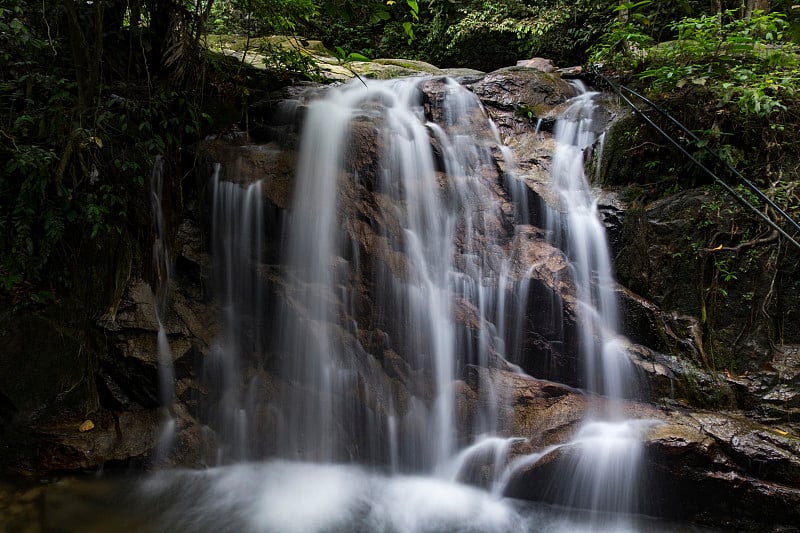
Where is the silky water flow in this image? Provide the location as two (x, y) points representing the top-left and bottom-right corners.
(103, 78), (681, 533)
(539, 83), (655, 522)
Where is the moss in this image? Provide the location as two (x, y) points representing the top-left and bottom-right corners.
(677, 365), (736, 409)
(372, 58), (444, 74)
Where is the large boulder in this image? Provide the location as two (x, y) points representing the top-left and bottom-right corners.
(474, 364), (800, 530)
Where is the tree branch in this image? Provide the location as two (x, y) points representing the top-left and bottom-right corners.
(703, 230), (779, 253)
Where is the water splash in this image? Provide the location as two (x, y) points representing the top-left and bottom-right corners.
(42, 461), (717, 533)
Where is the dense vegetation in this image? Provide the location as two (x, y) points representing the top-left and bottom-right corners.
(589, 1), (800, 374)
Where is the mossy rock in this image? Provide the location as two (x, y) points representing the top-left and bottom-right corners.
(372, 59), (445, 75)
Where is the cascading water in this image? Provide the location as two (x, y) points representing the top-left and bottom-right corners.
(105, 75), (687, 533)
(268, 77), (532, 470)
(205, 165), (266, 462)
(149, 155), (177, 462)
(533, 82), (652, 521)
(546, 84), (632, 401)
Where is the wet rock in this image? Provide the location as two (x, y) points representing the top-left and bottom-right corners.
(192, 139), (297, 209)
(453, 344), (800, 528)
(460, 366), (590, 447)
(467, 67), (577, 142)
(643, 410), (800, 529)
(470, 67), (576, 114)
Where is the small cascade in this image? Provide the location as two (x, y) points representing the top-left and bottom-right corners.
(272, 87), (360, 464)
(206, 165), (265, 463)
(525, 83), (649, 519)
(546, 420), (652, 513)
(149, 156), (176, 461)
(446, 434), (524, 490)
(546, 85), (632, 401)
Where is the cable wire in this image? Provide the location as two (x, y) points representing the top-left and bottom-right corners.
(590, 66), (800, 250)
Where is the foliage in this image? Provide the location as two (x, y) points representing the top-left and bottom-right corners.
(306, 0), (423, 60)
(435, 0), (602, 66)
(592, 6), (800, 118)
(0, 0), (216, 308)
(209, 0), (316, 36)
(256, 38), (322, 79)
(419, 0), (610, 70)
(304, 0), (615, 70)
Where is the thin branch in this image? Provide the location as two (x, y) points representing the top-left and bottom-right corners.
(0, 129), (19, 150)
(703, 230), (779, 253)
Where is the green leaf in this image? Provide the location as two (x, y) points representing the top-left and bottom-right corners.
(403, 21), (414, 43)
(346, 52), (370, 62)
(407, 0), (419, 19)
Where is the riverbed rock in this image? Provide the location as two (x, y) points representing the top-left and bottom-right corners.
(643, 410), (800, 529)
(449, 359), (800, 530)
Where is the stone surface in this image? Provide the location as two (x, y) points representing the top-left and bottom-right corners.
(516, 57), (557, 73)
(485, 363), (800, 529)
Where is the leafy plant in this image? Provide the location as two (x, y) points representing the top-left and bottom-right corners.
(593, 8), (800, 118)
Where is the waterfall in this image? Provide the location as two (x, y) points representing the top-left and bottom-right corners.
(269, 77), (530, 470)
(534, 83), (650, 520)
(206, 165), (265, 463)
(161, 76), (665, 532)
(149, 156), (177, 462)
(547, 86), (632, 401)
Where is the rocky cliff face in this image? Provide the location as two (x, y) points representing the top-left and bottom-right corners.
(1, 64), (798, 530)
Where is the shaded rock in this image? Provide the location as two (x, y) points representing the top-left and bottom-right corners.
(685, 411), (800, 486)
(0, 313), (91, 423)
(191, 139), (297, 209)
(2, 410), (161, 476)
(723, 345), (800, 428)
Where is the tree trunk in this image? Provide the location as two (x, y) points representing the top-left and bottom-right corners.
(745, 0), (770, 19)
(63, 0), (103, 111)
(617, 0), (628, 23)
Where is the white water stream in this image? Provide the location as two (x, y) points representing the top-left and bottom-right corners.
(137, 76), (669, 532)
(149, 155), (177, 463)
(264, 77), (532, 470)
(538, 83), (651, 520)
